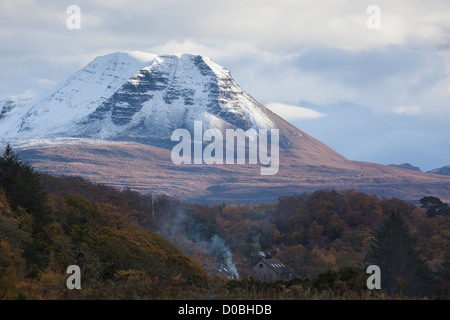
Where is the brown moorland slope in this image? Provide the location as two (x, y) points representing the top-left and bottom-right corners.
(15, 137), (450, 204)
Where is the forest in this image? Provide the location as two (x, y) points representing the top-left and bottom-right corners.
(1, 144), (449, 299)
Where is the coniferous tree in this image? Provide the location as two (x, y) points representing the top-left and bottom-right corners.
(439, 251), (450, 283)
(0, 144), (52, 275)
(438, 251), (450, 298)
(0, 144), (51, 232)
(365, 210), (437, 297)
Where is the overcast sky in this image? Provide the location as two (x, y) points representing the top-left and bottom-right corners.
(1, 0), (449, 171)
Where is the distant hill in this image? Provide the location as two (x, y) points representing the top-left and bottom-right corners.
(388, 163), (421, 172)
(427, 165), (450, 176)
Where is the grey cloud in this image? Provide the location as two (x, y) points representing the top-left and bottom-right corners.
(293, 46), (443, 87)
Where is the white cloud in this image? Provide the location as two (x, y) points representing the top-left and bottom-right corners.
(265, 103), (326, 121)
(392, 106), (422, 116)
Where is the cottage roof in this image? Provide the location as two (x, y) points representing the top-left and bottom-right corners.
(255, 259), (293, 274)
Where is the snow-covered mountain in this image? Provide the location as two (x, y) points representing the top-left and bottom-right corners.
(0, 51), (302, 148)
(2, 51), (450, 203)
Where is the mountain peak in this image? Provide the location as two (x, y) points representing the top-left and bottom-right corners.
(0, 51), (342, 161)
(104, 51), (158, 63)
(97, 51), (229, 77)
(0, 51), (277, 144)
(74, 51), (274, 141)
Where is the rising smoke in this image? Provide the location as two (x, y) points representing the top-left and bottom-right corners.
(201, 234), (239, 278)
(158, 204), (239, 278)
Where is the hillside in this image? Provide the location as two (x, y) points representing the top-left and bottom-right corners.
(15, 140), (450, 204)
(0, 147), (208, 299)
(1, 147), (450, 299)
(428, 165), (450, 176)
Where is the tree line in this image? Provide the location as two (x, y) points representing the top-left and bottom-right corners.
(1, 144), (449, 299)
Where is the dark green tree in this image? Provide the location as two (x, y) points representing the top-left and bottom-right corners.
(0, 144), (51, 232)
(0, 144), (52, 275)
(420, 196), (450, 217)
(438, 250), (450, 298)
(438, 251), (450, 283)
(365, 210), (437, 297)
